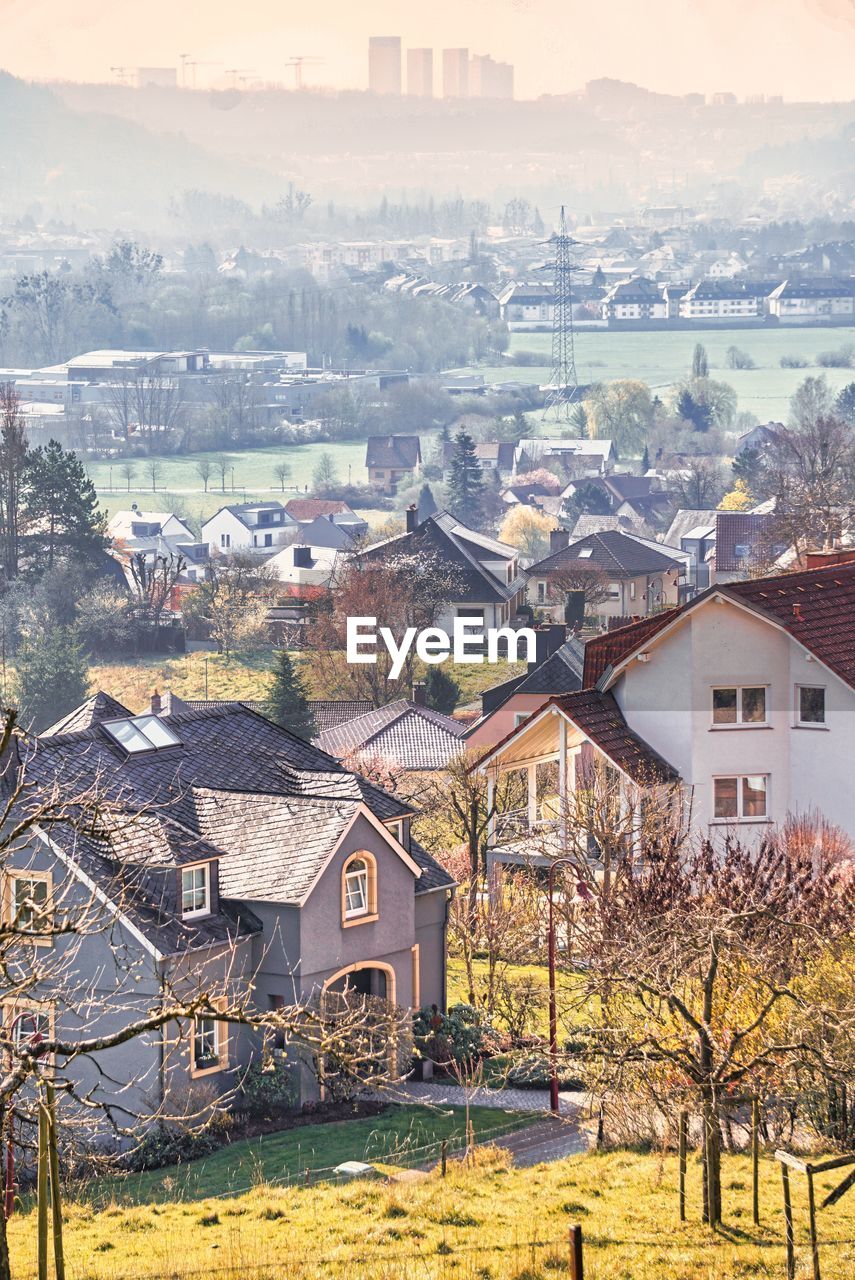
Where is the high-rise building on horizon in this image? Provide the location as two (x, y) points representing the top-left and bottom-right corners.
(442, 47), (469, 99)
(368, 36), (402, 95)
(407, 48), (433, 98)
(469, 53), (514, 100)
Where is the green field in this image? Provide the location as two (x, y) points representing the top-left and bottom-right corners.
(476, 325), (855, 421)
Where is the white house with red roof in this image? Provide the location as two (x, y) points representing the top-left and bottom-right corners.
(477, 553), (855, 866)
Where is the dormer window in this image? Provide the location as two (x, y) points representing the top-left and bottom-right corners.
(181, 864), (210, 918)
(102, 715), (182, 755)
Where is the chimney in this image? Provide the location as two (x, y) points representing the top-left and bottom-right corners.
(406, 503), (419, 533)
(549, 528), (570, 555)
(803, 547), (855, 570)
(411, 681), (427, 707)
(528, 624), (567, 672)
(150, 689), (162, 715)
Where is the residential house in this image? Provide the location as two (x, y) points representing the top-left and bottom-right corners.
(266, 515), (361, 599)
(711, 512), (788, 583)
(356, 509), (527, 630)
(476, 556), (855, 875)
(283, 499), (369, 541)
(678, 280), (765, 321)
(600, 277), (668, 323)
(106, 508), (210, 585)
(10, 694), (454, 1122)
(201, 501), (297, 555)
(498, 283), (555, 329)
(466, 630), (586, 748)
(516, 439), (616, 478)
(442, 440), (517, 475)
(767, 280), (855, 322)
(526, 529), (684, 621)
(735, 423), (784, 455)
(317, 697), (466, 771)
(365, 435), (422, 495)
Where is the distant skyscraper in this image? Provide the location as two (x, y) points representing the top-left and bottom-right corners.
(442, 48), (469, 99)
(407, 48), (433, 98)
(368, 36), (402, 95)
(469, 54), (514, 100)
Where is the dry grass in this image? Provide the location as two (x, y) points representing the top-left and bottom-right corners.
(8, 1147), (854, 1279)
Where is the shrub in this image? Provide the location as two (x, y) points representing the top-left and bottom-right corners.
(780, 354), (809, 368)
(816, 344), (855, 368)
(725, 346), (756, 370)
(126, 1123), (224, 1172)
(505, 1051), (585, 1091)
(239, 1059), (298, 1119)
(413, 1002), (493, 1064)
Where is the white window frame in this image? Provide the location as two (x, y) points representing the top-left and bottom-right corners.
(4, 871), (53, 947)
(341, 853), (377, 926)
(711, 774), (769, 823)
(344, 862), (369, 918)
(795, 684), (826, 728)
(190, 1000), (228, 1077)
(181, 863), (210, 919)
(607, 581), (621, 601)
(710, 685), (769, 728)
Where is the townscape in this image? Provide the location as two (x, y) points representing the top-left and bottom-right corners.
(0, 7), (854, 1280)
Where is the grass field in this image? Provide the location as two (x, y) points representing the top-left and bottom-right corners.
(447, 957), (584, 1037)
(83, 650), (525, 714)
(9, 1145), (853, 1279)
(471, 325), (855, 421)
(86, 1105), (533, 1207)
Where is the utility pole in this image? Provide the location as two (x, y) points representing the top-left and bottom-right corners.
(542, 205), (579, 423)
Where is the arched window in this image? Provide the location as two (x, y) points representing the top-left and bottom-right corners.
(342, 853), (377, 925)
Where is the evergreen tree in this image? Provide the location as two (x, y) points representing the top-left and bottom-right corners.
(13, 626), (89, 732)
(641, 444), (650, 473)
(417, 483), (438, 522)
(446, 431), (484, 527)
(592, 264), (606, 289)
(265, 649), (316, 741)
(22, 439), (105, 574)
(569, 401), (588, 438)
(424, 664), (460, 715)
(691, 343), (709, 379)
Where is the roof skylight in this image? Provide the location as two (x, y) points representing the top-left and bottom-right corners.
(102, 715), (182, 754)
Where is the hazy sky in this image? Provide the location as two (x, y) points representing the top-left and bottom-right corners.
(2, 0), (855, 100)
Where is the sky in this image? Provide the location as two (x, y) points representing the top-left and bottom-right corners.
(1, 0), (855, 100)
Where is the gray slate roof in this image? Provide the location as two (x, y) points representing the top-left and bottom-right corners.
(318, 700), (466, 771)
(25, 699), (453, 954)
(529, 529), (684, 577)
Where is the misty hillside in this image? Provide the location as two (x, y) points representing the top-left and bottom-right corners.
(0, 72), (280, 230)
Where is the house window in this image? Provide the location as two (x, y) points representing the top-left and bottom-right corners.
(102, 715), (182, 755)
(607, 582), (621, 600)
(6, 873), (51, 940)
(342, 853), (377, 925)
(711, 686), (767, 726)
(713, 774), (768, 821)
(220, 533), (231, 549)
(6, 1006), (51, 1053)
(537, 581), (547, 603)
(514, 711), (531, 727)
(181, 864), (210, 918)
(629, 581), (636, 601)
(796, 685), (826, 726)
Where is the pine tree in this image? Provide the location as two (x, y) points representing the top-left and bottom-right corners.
(13, 626), (89, 733)
(417, 483), (438, 522)
(265, 649), (316, 741)
(424, 665), (460, 715)
(691, 343), (709, 379)
(641, 444), (650, 473)
(22, 439), (105, 574)
(446, 431), (484, 527)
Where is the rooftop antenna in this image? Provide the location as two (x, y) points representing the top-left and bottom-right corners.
(542, 205), (579, 423)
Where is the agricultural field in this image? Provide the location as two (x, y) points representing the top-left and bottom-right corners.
(9, 1144), (853, 1279)
(469, 325), (855, 422)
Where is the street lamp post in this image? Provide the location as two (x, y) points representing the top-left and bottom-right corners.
(547, 855), (580, 1115)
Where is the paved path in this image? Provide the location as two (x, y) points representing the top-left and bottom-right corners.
(379, 1081), (590, 1166)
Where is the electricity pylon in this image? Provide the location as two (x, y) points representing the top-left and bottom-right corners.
(542, 205), (579, 422)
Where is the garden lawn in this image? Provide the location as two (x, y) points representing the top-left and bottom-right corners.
(447, 957), (588, 1041)
(80, 1105), (534, 1206)
(9, 1147), (854, 1279)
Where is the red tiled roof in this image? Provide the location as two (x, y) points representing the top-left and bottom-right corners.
(554, 690), (680, 784)
(583, 561), (855, 692)
(582, 610), (682, 687)
(727, 562), (855, 690)
(284, 499), (351, 520)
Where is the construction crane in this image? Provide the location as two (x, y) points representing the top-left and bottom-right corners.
(110, 66), (132, 86)
(285, 56), (324, 91)
(178, 53), (191, 88)
(225, 67), (258, 88)
(186, 59), (222, 89)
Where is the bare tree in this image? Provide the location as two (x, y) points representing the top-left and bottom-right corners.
(545, 564), (612, 614)
(184, 552), (277, 658)
(273, 461), (291, 492)
(766, 415), (855, 562)
(215, 453), (232, 493)
(118, 461), (136, 493)
(195, 459), (212, 492)
(669, 457), (726, 510)
(126, 549), (186, 645)
(146, 459), (164, 492)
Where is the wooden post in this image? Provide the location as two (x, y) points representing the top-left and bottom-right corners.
(781, 1161), (795, 1280)
(806, 1165), (821, 1280)
(751, 1097), (760, 1227)
(37, 1103), (48, 1280)
(46, 1083), (65, 1280)
(568, 1224), (584, 1280)
(441, 1139), (448, 1178)
(678, 1110), (688, 1223)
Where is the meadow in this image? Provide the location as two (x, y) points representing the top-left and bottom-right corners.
(8, 1144), (853, 1279)
(478, 324), (855, 421)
